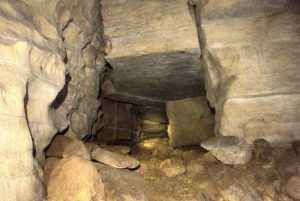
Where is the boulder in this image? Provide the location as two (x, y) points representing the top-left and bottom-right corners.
(166, 97), (215, 147)
(201, 136), (252, 165)
(46, 135), (73, 158)
(47, 156), (106, 201)
(63, 140), (91, 160)
(91, 148), (140, 169)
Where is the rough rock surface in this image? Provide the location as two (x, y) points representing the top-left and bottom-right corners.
(194, 0), (300, 145)
(46, 135), (73, 158)
(91, 148), (140, 169)
(95, 163), (149, 201)
(101, 0), (204, 101)
(201, 136), (252, 165)
(63, 140), (91, 161)
(47, 156), (106, 201)
(0, 0), (106, 198)
(44, 157), (61, 185)
(166, 97), (214, 146)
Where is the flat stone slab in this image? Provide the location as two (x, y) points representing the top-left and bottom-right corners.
(91, 147), (140, 169)
(101, 0), (204, 101)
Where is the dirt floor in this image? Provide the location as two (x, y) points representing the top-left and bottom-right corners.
(121, 137), (299, 201)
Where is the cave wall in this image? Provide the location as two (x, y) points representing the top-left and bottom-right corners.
(0, 0), (105, 199)
(193, 0), (300, 145)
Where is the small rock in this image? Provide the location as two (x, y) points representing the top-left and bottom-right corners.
(159, 158), (186, 177)
(276, 149), (300, 177)
(285, 176), (300, 200)
(45, 135), (73, 158)
(63, 140), (91, 160)
(254, 139), (271, 149)
(91, 148), (140, 169)
(201, 136), (252, 165)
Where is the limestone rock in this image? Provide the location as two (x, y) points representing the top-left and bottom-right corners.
(44, 157), (61, 185)
(201, 136), (252, 165)
(63, 140), (91, 161)
(166, 97), (215, 147)
(47, 156), (106, 201)
(285, 176), (300, 200)
(101, 0), (204, 100)
(95, 163), (149, 201)
(159, 158), (186, 178)
(91, 148), (140, 169)
(46, 135), (73, 158)
(195, 0), (300, 145)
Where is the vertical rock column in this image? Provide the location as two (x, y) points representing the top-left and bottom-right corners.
(194, 0), (300, 145)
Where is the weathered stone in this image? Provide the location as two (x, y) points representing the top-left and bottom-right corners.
(0, 0), (106, 198)
(95, 163), (149, 201)
(285, 176), (300, 200)
(47, 156), (106, 201)
(159, 158), (186, 178)
(91, 148), (140, 169)
(44, 157), (61, 185)
(101, 0), (204, 101)
(201, 136), (252, 165)
(195, 0), (300, 145)
(63, 140), (91, 160)
(276, 149), (300, 177)
(46, 135), (73, 158)
(166, 97), (215, 147)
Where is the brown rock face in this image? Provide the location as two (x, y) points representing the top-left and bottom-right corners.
(194, 0), (300, 145)
(47, 156), (106, 201)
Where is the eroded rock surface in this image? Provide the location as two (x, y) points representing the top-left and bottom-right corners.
(47, 156), (106, 201)
(194, 0), (300, 145)
(0, 0), (106, 198)
(201, 136), (252, 165)
(166, 97), (214, 146)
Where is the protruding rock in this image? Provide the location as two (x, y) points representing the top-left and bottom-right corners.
(47, 156), (106, 201)
(201, 136), (252, 165)
(91, 148), (140, 169)
(63, 140), (91, 160)
(46, 135), (73, 158)
(285, 176), (300, 200)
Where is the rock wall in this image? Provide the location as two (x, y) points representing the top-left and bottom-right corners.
(194, 0), (300, 145)
(166, 97), (214, 147)
(0, 0), (105, 199)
